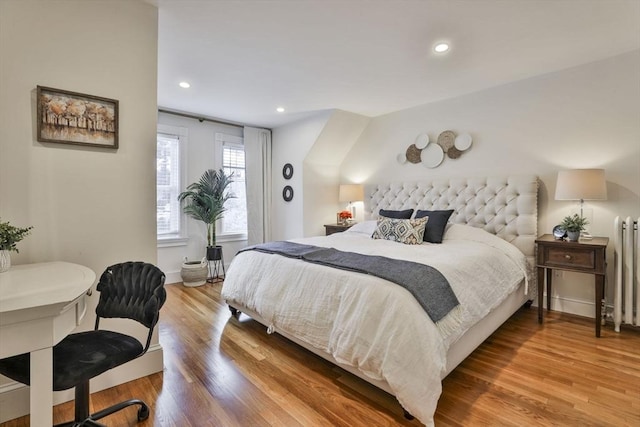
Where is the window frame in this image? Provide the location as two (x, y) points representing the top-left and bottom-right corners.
(215, 132), (247, 242)
(157, 124), (188, 247)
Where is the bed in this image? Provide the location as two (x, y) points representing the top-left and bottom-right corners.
(221, 175), (538, 426)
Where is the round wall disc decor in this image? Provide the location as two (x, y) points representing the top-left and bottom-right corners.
(437, 130), (456, 152)
(414, 133), (429, 149)
(421, 143), (444, 168)
(282, 185), (294, 201)
(282, 163), (294, 179)
(405, 144), (422, 164)
(447, 146), (463, 159)
(454, 133), (472, 151)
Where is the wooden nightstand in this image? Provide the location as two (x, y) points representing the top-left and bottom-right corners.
(324, 224), (352, 236)
(535, 234), (608, 337)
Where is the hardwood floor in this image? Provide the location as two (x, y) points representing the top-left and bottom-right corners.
(2, 282), (639, 426)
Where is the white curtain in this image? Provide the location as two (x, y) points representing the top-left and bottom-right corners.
(244, 126), (272, 245)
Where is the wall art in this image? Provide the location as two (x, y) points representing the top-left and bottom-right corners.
(397, 130), (472, 168)
(37, 85), (119, 149)
(282, 163), (294, 179)
(283, 185), (294, 202)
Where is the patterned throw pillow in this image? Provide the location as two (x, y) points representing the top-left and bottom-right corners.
(372, 217), (428, 245)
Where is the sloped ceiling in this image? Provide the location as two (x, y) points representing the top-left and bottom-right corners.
(157, 0), (640, 128)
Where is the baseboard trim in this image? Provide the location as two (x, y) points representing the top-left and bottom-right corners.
(165, 271), (182, 284)
(165, 263), (229, 285)
(0, 344), (164, 423)
(530, 293), (596, 318)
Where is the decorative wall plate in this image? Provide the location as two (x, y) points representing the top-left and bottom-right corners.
(396, 153), (407, 164)
(414, 133), (429, 149)
(421, 143), (444, 168)
(447, 146), (463, 159)
(437, 130), (456, 152)
(454, 133), (472, 151)
(405, 144), (422, 164)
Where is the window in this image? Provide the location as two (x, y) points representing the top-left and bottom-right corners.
(157, 125), (187, 242)
(217, 134), (247, 238)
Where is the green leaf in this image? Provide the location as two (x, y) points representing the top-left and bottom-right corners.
(0, 219), (33, 253)
(177, 168), (235, 246)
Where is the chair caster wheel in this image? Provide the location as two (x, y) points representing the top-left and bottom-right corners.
(137, 404), (150, 421)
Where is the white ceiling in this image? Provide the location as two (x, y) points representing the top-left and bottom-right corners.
(157, 0), (640, 129)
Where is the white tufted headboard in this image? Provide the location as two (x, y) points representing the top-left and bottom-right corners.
(364, 175), (539, 269)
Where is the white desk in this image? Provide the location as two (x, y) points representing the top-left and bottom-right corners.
(0, 262), (95, 426)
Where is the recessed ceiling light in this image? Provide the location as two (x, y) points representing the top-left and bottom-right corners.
(179, 81), (191, 88)
(276, 107), (285, 113)
(434, 43), (450, 53)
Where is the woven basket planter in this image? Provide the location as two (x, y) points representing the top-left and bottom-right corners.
(181, 258), (208, 287)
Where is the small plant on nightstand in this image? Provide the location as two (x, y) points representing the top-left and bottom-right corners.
(560, 214), (589, 242)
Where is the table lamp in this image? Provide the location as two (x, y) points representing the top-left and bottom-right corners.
(339, 184), (364, 219)
(555, 169), (607, 237)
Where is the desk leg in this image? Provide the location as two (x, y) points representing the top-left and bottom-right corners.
(537, 267), (544, 323)
(596, 275), (604, 338)
(30, 348), (53, 426)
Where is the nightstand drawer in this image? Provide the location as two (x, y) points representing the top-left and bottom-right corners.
(546, 247), (595, 269)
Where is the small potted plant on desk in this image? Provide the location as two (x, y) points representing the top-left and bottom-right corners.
(560, 213), (589, 242)
(178, 169), (234, 283)
(0, 219), (33, 273)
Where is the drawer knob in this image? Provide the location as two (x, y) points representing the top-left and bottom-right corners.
(565, 254), (572, 260)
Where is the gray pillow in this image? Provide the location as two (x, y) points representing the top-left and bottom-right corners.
(379, 209), (414, 219)
(414, 209), (454, 243)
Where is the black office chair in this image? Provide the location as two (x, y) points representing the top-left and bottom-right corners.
(0, 261), (166, 426)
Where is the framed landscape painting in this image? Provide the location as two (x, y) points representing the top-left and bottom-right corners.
(37, 86), (119, 149)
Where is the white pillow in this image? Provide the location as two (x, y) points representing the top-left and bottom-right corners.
(345, 220), (377, 236)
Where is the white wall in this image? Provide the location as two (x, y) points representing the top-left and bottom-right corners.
(303, 110), (370, 236)
(156, 111), (245, 283)
(271, 110), (333, 240)
(271, 110), (370, 240)
(0, 0), (160, 421)
(341, 50), (640, 318)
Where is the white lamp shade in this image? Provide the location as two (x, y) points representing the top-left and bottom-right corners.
(339, 184), (364, 202)
(555, 169), (607, 201)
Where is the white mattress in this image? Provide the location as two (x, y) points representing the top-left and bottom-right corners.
(222, 224), (531, 426)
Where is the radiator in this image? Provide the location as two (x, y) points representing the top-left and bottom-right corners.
(613, 216), (640, 332)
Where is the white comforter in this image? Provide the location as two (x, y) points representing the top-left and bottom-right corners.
(221, 223), (531, 426)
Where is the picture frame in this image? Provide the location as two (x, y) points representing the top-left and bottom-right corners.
(37, 85), (119, 149)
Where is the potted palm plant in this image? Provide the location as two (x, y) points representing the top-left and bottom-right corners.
(178, 168), (234, 261)
(560, 214), (589, 242)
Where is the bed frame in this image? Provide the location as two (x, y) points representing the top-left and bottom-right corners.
(227, 174), (538, 417)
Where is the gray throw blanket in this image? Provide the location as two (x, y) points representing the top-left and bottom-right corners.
(239, 241), (459, 323)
